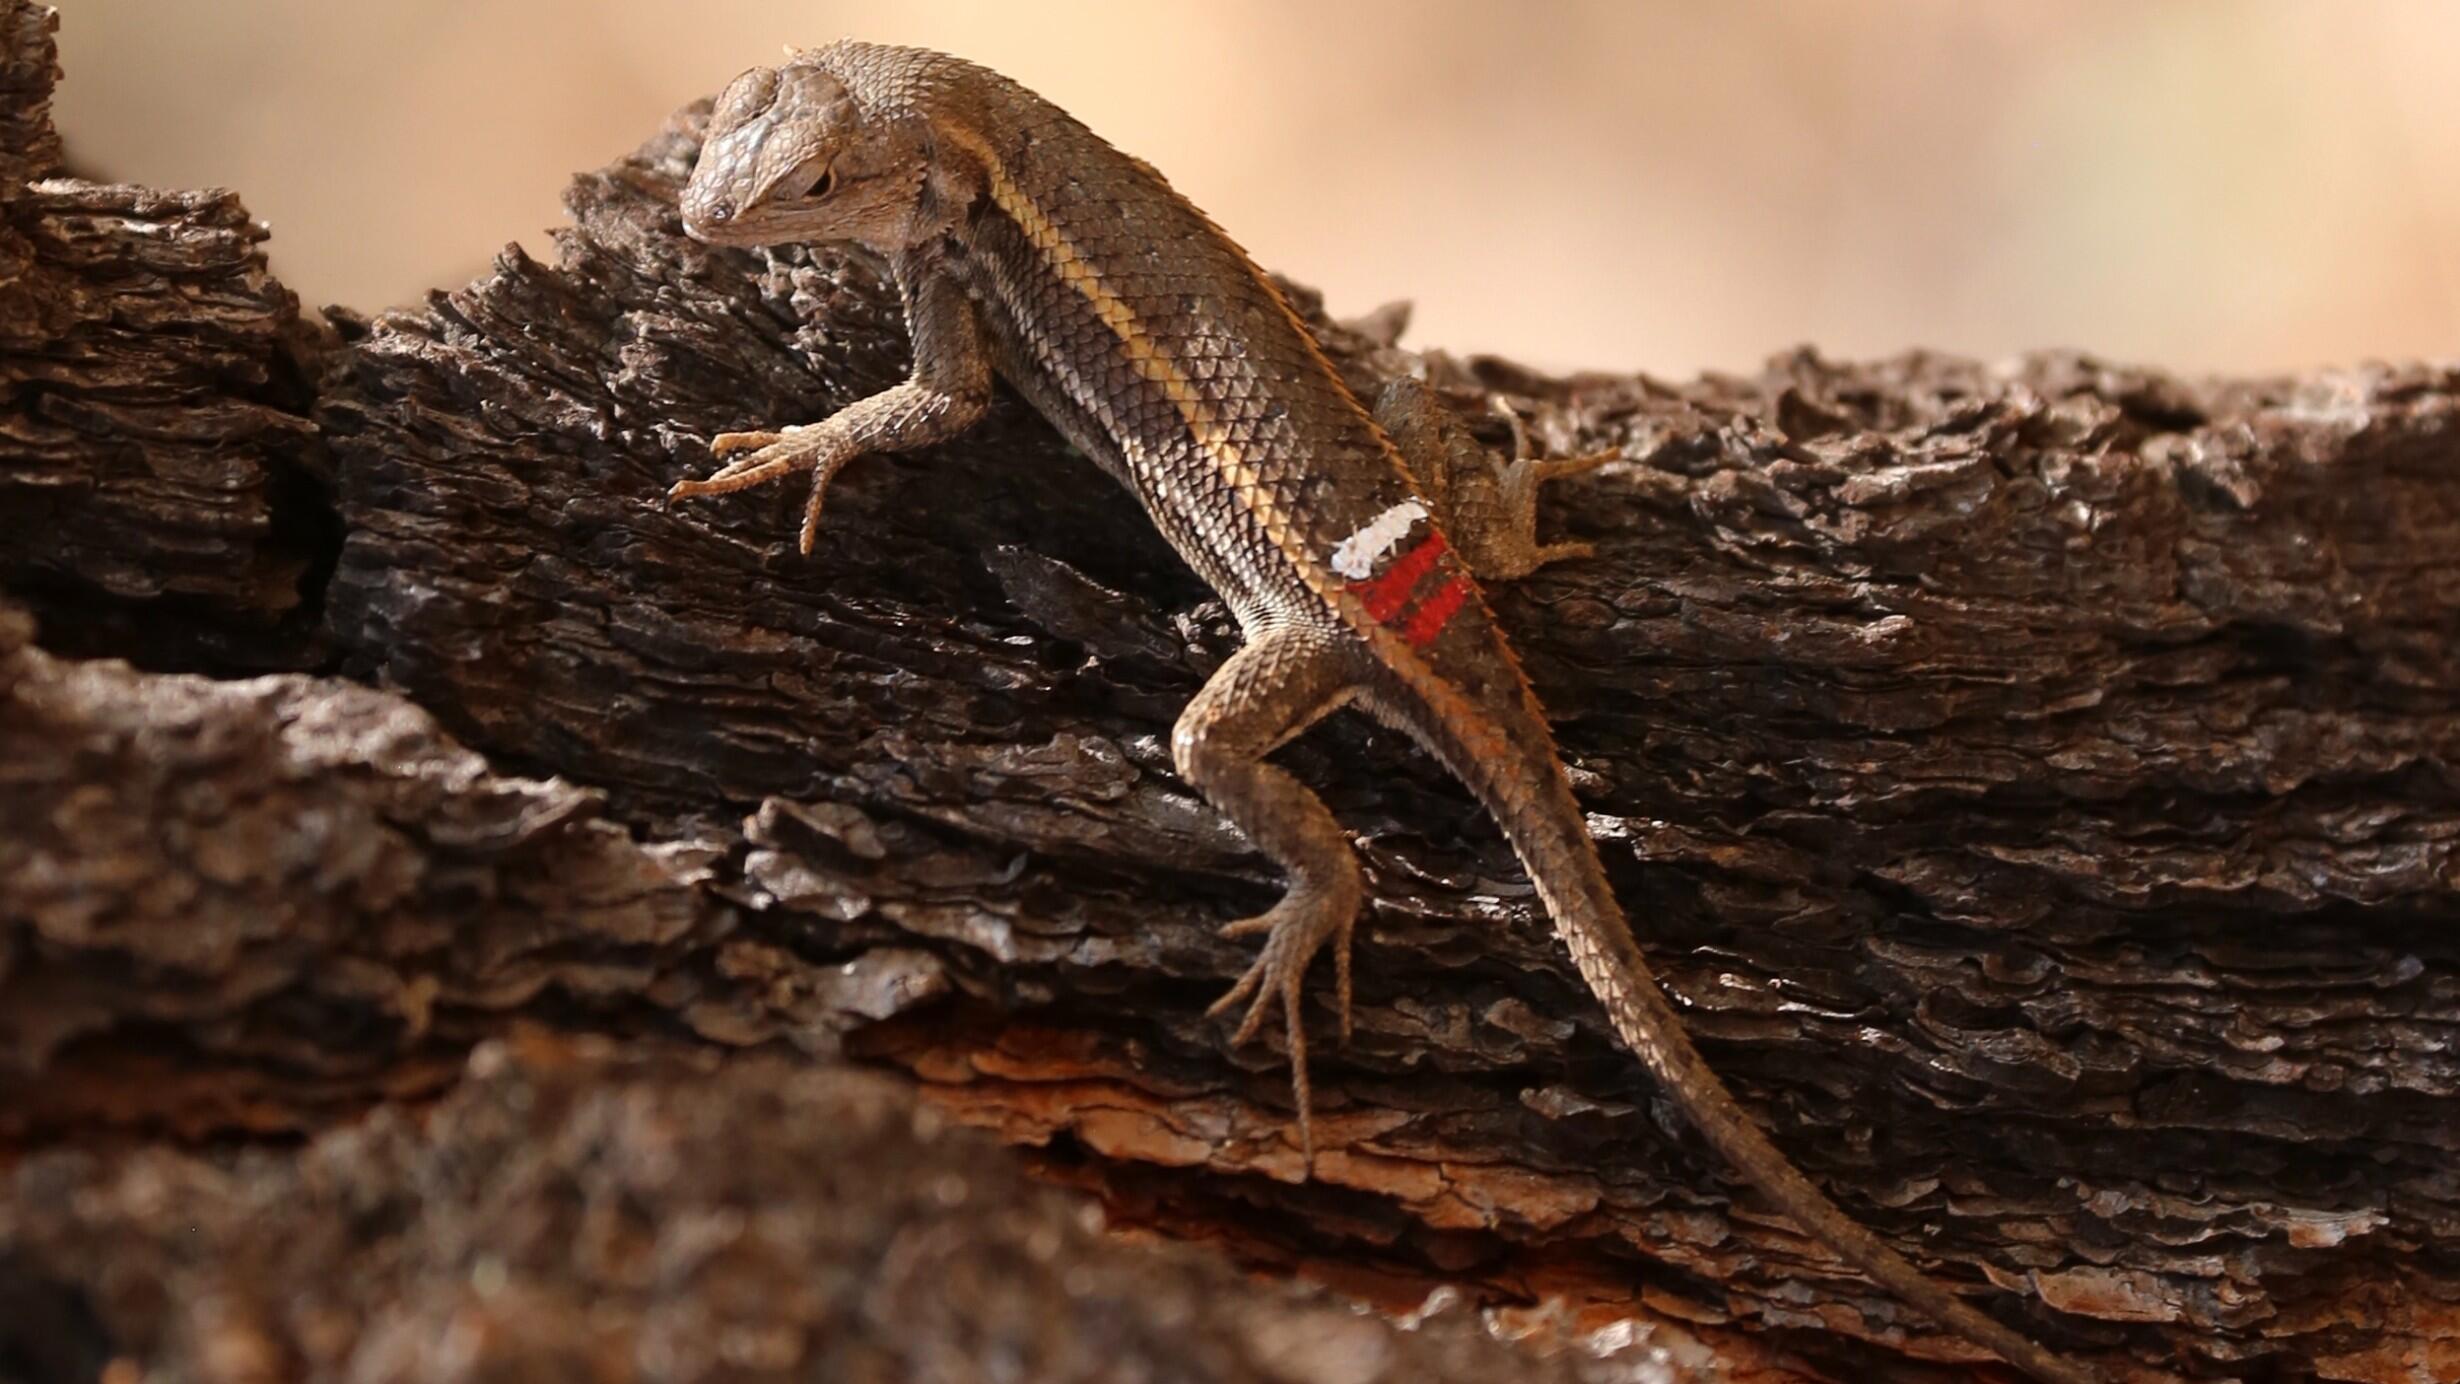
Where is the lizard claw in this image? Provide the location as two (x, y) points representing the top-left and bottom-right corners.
(668, 428), (813, 501)
(1206, 889), (1359, 1172)
(1529, 449), (1620, 482)
(710, 428), (787, 459)
(1489, 394), (1622, 491)
(668, 425), (855, 557)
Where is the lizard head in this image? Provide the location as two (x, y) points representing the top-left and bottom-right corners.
(680, 59), (928, 253)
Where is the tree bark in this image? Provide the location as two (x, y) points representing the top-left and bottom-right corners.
(3, 4), (2455, 1380)
(0, 0), (329, 675)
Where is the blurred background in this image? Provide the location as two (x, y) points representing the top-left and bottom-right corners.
(51, 0), (2460, 378)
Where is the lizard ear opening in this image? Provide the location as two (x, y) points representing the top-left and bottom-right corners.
(802, 167), (837, 201)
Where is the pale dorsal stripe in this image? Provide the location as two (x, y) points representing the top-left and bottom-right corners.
(933, 122), (1267, 502)
(932, 119), (1463, 654)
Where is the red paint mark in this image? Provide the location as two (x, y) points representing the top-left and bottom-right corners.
(1401, 577), (1471, 647)
(1352, 531), (1446, 623)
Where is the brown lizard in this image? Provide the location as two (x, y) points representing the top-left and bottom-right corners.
(666, 41), (2097, 1384)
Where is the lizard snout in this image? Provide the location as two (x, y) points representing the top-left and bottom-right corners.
(681, 194), (735, 237)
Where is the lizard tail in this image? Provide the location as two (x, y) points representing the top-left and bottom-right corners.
(1432, 698), (2100, 1384)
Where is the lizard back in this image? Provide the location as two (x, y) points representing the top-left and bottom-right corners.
(816, 41), (1462, 644)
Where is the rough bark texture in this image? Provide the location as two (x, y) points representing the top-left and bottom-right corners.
(0, 4), (329, 674)
(3, 1034), (1698, 1384)
(4, 4), (2456, 1381)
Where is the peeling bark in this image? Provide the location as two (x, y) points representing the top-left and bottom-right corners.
(2, 1036), (1700, 1384)
(3, 3), (2456, 1380)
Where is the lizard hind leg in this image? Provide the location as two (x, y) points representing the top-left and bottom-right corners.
(1173, 625), (1369, 1171)
(1372, 376), (1618, 582)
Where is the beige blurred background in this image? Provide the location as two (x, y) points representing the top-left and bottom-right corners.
(50, 1), (2460, 377)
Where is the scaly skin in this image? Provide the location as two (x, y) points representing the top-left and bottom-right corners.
(667, 41), (2098, 1384)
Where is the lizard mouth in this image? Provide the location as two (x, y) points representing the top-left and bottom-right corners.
(681, 198), (789, 247)
(681, 167), (862, 247)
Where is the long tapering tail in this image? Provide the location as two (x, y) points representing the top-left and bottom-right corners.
(1438, 694), (2099, 1384)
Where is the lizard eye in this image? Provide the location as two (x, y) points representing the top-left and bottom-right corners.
(803, 167), (836, 200)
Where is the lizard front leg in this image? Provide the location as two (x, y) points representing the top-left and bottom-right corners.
(670, 261), (993, 553)
(1173, 624), (1367, 1169)
(1373, 376), (1618, 582)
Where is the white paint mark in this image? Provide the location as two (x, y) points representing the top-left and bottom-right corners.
(1329, 501), (1427, 579)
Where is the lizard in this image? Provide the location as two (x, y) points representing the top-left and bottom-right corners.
(665, 40), (2096, 1384)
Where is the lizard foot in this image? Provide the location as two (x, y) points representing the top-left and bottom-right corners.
(1457, 397), (1619, 581)
(667, 428), (812, 500)
(1204, 880), (1359, 1172)
(667, 426), (851, 554)
(1372, 377), (1619, 583)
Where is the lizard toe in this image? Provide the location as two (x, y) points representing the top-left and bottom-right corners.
(709, 428), (788, 458)
(1204, 884), (1360, 1173)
